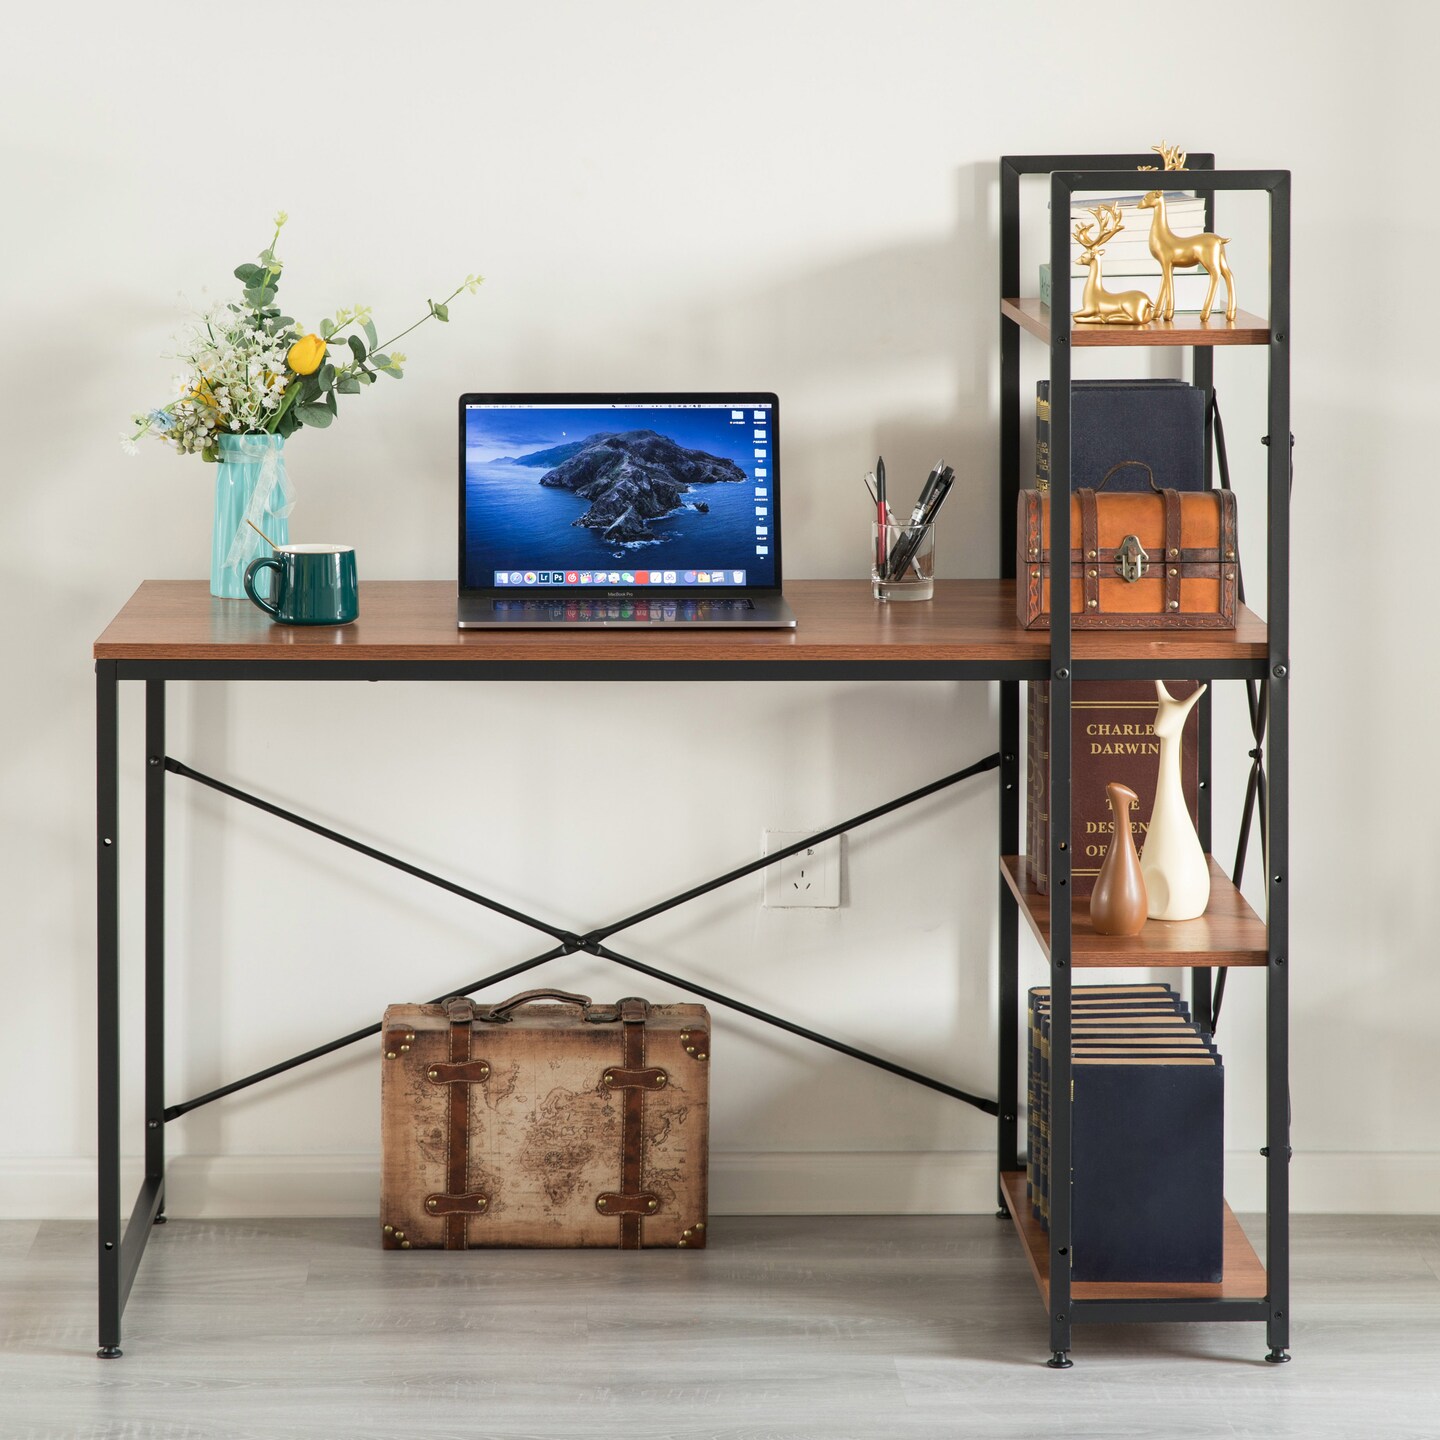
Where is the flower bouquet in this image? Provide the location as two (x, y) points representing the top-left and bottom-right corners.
(128, 213), (481, 596)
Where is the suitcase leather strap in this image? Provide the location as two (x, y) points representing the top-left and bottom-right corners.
(602, 1066), (668, 1090)
(1162, 488), (1182, 614)
(426, 1191), (489, 1217)
(442, 997), (479, 1249)
(596, 1191), (659, 1216)
(616, 998), (650, 1248)
(1077, 489), (1100, 612)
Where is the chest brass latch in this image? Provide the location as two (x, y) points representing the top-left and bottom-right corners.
(1115, 535), (1149, 583)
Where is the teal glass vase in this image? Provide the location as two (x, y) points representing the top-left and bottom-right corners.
(211, 434), (291, 598)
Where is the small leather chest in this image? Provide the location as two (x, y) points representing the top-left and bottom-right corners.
(380, 989), (710, 1250)
(1018, 475), (1238, 630)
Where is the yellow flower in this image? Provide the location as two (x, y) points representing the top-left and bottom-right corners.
(287, 333), (327, 375)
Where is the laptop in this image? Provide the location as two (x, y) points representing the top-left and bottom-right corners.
(458, 392), (797, 628)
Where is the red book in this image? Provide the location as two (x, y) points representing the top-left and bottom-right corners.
(1028, 681), (1201, 897)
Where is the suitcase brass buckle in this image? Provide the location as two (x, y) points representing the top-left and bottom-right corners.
(1115, 535), (1148, 583)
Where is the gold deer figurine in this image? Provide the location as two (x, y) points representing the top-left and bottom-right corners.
(1139, 141), (1188, 172)
(1071, 203), (1155, 326)
(1138, 189), (1237, 322)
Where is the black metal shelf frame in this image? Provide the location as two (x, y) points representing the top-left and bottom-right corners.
(998, 154), (1291, 1366)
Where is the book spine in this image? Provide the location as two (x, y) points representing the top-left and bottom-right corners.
(1026, 990), (1038, 1205)
(1030, 682), (1050, 892)
(1034, 380), (1050, 492)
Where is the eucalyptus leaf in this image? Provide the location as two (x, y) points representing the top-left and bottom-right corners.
(318, 364), (336, 390)
(336, 375), (362, 395)
(243, 287), (266, 307)
(295, 404), (334, 429)
(383, 366), (404, 379)
(371, 354), (389, 367)
(433, 302), (449, 322)
(363, 318), (378, 349)
(348, 335), (367, 364)
(320, 318), (335, 339)
(234, 263), (265, 284)
(300, 375), (321, 402)
(324, 390), (338, 416)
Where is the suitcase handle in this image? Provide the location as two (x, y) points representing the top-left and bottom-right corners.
(481, 988), (596, 1024)
(1094, 459), (1162, 494)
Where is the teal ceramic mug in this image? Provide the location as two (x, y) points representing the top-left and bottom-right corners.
(244, 545), (359, 625)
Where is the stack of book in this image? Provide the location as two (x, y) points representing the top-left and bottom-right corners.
(1041, 188), (1215, 312)
(1027, 983), (1224, 1283)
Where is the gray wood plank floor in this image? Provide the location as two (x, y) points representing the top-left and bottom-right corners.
(2, 1214), (1437, 1439)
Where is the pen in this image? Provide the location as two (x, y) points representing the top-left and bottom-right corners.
(885, 461), (946, 576)
(909, 461), (946, 526)
(875, 456), (888, 573)
(888, 464), (956, 580)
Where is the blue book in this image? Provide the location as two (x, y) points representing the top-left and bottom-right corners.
(1035, 1008), (1199, 1223)
(1029, 986), (1188, 1218)
(1035, 379), (1206, 494)
(1071, 1052), (1225, 1282)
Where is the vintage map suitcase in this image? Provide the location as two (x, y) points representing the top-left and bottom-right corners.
(1018, 468), (1238, 630)
(380, 989), (710, 1250)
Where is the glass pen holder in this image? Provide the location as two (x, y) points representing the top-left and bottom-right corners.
(872, 520), (936, 601)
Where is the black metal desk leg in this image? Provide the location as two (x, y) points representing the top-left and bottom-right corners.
(997, 679), (1020, 1209)
(146, 682), (167, 1222)
(96, 661), (122, 1357)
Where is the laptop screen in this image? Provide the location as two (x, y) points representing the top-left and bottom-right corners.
(460, 394), (779, 592)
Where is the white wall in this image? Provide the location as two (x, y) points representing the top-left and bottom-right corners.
(3, 0), (1436, 1216)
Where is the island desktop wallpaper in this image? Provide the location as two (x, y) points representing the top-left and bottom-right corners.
(463, 403), (776, 589)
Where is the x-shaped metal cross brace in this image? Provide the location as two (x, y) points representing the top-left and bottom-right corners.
(162, 751), (1002, 1122)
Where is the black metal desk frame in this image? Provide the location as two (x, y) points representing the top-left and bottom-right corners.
(98, 155), (1289, 1365)
(96, 645), (1029, 1358)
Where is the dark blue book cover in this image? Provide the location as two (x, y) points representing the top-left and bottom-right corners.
(1071, 1055), (1225, 1282)
(1036, 1010), (1200, 1223)
(1031, 991), (1190, 1220)
(1028, 988), (1181, 1208)
(1036, 379), (1206, 493)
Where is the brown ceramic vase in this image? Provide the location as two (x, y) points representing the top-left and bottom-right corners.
(1089, 781), (1148, 936)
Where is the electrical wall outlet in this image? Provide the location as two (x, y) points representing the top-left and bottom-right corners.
(762, 831), (842, 908)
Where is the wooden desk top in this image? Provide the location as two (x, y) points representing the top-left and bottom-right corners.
(94, 580), (1267, 667)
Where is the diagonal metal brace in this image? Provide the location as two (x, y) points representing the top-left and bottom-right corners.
(163, 751), (1001, 1120)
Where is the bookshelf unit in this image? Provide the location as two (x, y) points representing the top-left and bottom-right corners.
(996, 154), (1291, 1364)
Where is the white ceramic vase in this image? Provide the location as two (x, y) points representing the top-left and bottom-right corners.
(1140, 681), (1210, 921)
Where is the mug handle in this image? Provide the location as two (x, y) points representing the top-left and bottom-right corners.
(244, 556), (283, 617)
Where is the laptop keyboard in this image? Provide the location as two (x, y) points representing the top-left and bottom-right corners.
(490, 597), (756, 622)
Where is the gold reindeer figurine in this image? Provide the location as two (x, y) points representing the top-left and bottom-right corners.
(1071, 203), (1155, 326)
(1139, 141), (1187, 172)
(1138, 189), (1237, 323)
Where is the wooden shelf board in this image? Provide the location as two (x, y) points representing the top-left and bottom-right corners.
(94, 580), (1267, 667)
(1000, 855), (1266, 967)
(999, 1171), (1267, 1304)
(1001, 297), (1269, 347)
